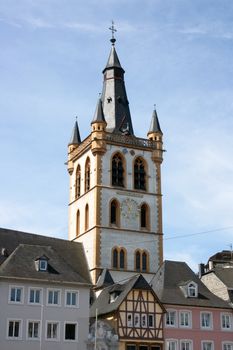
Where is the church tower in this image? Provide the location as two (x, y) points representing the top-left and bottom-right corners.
(67, 30), (164, 284)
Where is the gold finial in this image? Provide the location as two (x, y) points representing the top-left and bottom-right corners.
(109, 20), (117, 45)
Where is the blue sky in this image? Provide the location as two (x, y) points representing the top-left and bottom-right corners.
(1, 0), (233, 271)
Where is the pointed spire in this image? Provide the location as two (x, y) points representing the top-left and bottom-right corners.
(148, 108), (163, 134)
(104, 45), (123, 71)
(91, 98), (106, 124)
(69, 118), (81, 145)
(101, 22), (134, 135)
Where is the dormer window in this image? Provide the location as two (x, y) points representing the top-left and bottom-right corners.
(39, 259), (47, 271)
(35, 255), (49, 272)
(188, 282), (197, 297)
(109, 291), (121, 303)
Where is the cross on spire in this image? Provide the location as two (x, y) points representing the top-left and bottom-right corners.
(109, 20), (117, 45)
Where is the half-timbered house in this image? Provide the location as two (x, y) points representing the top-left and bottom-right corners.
(90, 273), (165, 350)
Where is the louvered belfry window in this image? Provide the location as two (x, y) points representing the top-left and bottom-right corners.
(85, 158), (90, 192)
(112, 154), (124, 187)
(134, 158), (146, 190)
(76, 165), (81, 198)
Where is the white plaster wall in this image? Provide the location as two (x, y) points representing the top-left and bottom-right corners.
(69, 189), (96, 240)
(100, 228), (159, 273)
(100, 188), (159, 232)
(201, 273), (230, 301)
(0, 280), (90, 350)
(110, 270), (155, 284)
(77, 229), (95, 271)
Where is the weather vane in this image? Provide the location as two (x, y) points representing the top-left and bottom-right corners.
(109, 20), (117, 45)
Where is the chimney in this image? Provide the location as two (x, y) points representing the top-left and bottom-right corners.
(198, 263), (205, 278)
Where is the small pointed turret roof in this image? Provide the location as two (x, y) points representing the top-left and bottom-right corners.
(91, 98), (106, 124)
(69, 119), (81, 145)
(148, 108), (162, 134)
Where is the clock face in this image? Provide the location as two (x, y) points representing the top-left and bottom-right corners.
(121, 198), (139, 219)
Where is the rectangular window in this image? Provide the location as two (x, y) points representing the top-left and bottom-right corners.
(9, 286), (23, 303)
(166, 311), (176, 327)
(65, 290), (79, 307)
(166, 340), (177, 350)
(201, 312), (212, 329)
(27, 321), (40, 339)
(126, 346), (136, 350)
(64, 323), (78, 341)
(134, 313), (140, 327)
(39, 259), (47, 271)
(181, 340), (192, 350)
(202, 341), (213, 350)
(148, 314), (154, 328)
(7, 320), (21, 339)
(29, 288), (41, 304)
(221, 313), (232, 330)
(223, 344), (233, 350)
(180, 311), (191, 328)
(46, 322), (59, 340)
(127, 313), (133, 327)
(141, 314), (147, 328)
(47, 289), (60, 305)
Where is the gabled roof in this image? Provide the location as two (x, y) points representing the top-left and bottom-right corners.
(151, 260), (231, 309)
(95, 268), (114, 290)
(0, 227), (91, 285)
(90, 274), (164, 318)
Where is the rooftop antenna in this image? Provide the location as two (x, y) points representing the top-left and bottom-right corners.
(109, 20), (117, 45)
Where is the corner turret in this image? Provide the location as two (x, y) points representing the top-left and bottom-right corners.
(147, 108), (163, 163)
(67, 119), (81, 175)
(91, 98), (107, 155)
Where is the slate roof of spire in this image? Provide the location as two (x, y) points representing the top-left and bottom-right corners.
(148, 109), (162, 134)
(69, 120), (81, 145)
(92, 98), (106, 124)
(103, 45), (124, 71)
(101, 41), (134, 135)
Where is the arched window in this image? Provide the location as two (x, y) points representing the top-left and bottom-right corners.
(119, 249), (125, 269)
(112, 153), (124, 187)
(112, 247), (126, 269)
(75, 165), (81, 198)
(85, 204), (89, 231)
(140, 203), (150, 229)
(135, 250), (149, 272)
(110, 199), (120, 226)
(85, 158), (90, 192)
(76, 210), (80, 237)
(142, 251), (148, 272)
(113, 248), (118, 268)
(135, 250), (141, 271)
(134, 157), (146, 190)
